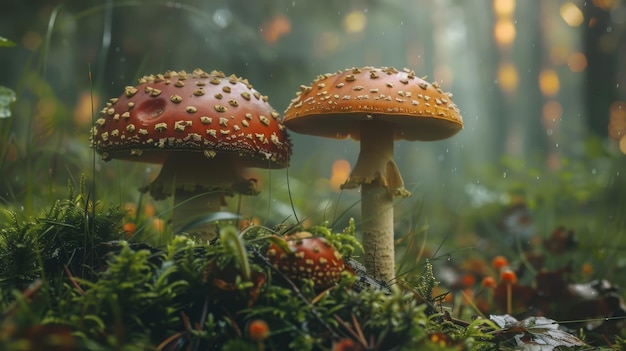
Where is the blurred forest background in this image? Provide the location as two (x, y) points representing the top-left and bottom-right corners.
(0, 0), (625, 270)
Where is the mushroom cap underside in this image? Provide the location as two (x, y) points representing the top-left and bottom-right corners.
(283, 112), (462, 141)
(91, 68), (291, 168)
(283, 66), (463, 141)
(98, 148), (287, 169)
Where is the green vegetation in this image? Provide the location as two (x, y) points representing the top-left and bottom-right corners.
(1, 2), (626, 349)
(0, 175), (624, 350)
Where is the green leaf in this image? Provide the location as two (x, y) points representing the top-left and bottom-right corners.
(0, 36), (16, 47)
(0, 85), (16, 118)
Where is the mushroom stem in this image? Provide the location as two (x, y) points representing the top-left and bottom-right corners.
(145, 152), (257, 239)
(361, 182), (395, 280)
(170, 188), (224, 236)
(344, 121), (407, 280)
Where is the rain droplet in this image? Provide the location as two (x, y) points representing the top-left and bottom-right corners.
(503, 172), (507, 178)
(591, 168), (597, 175)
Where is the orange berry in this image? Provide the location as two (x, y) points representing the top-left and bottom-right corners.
(333, 338), (357, 351)
(581, 262), (593, 277)
(481, 276), (497, 289)
(492, 256), (509, 270)
(144, 203), (156, 217)
(152, 218), (164, 232)
(122, 222), (136, 236)
(500, 269), (517, 284)
(248, 319), (269, 341)
(461, 274), (476, 287)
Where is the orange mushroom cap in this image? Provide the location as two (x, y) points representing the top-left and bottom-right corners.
(500, 269), (518, 284)
(283, 66), (463, 141)
(90, 69), (291, 169)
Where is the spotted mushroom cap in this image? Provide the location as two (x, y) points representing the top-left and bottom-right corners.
(267, 232), (345, 290)
(283, 66), (463, 141)
(90, 69), (291, 169)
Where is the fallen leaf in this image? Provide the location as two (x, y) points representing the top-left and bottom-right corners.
(490, 315), (587, 350)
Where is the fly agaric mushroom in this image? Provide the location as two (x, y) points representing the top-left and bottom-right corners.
(266, 232), (345, 290)
(283, 66), (463, 280)
(91, 69), (291, 237)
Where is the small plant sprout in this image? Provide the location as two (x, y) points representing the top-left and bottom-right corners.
(283, 66), (463, 280)
(220, 225), (251, 281)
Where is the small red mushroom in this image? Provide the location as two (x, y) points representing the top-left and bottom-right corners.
(266, 232), (345, 290)
(91, 69), (291, 237)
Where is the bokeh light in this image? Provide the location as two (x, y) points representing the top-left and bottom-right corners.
(493, 0), (516, 17)
(343, 10), (367, 34)
(260, 14), (291, 44)
(592, 0), (618, 10)
(329, 159), (351, 191)
(567, 52), (588, 72)
(493, 18), (516, 47)
(498, 62), (519, 92)
(560, 2), (584, 27)
(74, 91), (99, 126)
(608, 101), (626, 140)
(549, 46), (569, 66)
(539, 69), (560, 96)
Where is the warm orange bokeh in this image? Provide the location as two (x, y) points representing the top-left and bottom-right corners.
(567, 52), (588, 72)
(592, 0), (619, 10)
(560, 2), (584, 27)
(343, 10), (367, 34)
(493, 18), (516, 47)
(329, 159), (351, 191)
(260, 14), (291, 44)
(538, 69), (560, 96)
(74, 91), (99, 126)
(152, 218), (165, 232)
(493, 0), (516, 17)
(497, 62), (519, 93)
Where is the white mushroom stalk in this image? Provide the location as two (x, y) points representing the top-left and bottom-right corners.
(283, 66), (463, 281)
(342, 120), (408, 279)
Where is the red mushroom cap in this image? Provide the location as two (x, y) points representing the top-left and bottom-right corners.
(91, 69), (291, 169)
(283, 66), (463, 141)
(266, 232), (345, 290)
